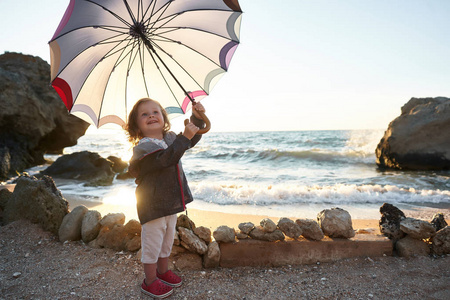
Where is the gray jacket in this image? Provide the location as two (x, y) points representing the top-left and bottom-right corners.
(129, 117), (203, 224)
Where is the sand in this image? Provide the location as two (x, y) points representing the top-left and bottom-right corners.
(1, 220), (449, 299)
(1, 184), (450, 299)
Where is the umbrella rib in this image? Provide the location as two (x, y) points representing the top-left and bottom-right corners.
(145, 0), (173, 33)
(123, 0), (137, 25)
(85, 0), (133, 28)
(137, 43), (150, 98)
(144, 43), (180, 107)
(149, 40), (206, 96)
(141, 0), (156, 25)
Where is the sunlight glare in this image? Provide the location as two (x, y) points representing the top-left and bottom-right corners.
(102, 186), (136, 206)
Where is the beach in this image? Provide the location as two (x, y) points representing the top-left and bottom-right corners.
(1, 218), (449, 299)
(2, 184), (450, 299)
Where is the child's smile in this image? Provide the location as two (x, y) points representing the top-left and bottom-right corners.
(137, 101), (165, 139)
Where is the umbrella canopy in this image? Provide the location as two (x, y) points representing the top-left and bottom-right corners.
(49, 0), (242, 128)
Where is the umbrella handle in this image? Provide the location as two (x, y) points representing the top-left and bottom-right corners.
(184, 111), (211, 134)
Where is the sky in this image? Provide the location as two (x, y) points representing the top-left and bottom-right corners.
(1, 0), (449, 132)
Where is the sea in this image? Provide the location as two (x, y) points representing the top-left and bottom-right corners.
(18, 128), (450, 220)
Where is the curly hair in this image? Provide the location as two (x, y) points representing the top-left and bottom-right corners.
(125, 98), (171, 145)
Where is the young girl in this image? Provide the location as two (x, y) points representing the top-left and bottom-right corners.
(126, 98), (205, 298)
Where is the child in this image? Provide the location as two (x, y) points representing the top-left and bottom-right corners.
(126, 98), (205, 298)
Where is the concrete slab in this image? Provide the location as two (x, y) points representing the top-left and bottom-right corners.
(219, 234), (393, 268)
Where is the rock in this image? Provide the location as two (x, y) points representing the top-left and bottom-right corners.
(430, 213), (448, 232)
(96, 226), (126, 251)
(295, 219), (324, 241)
(0, 147), (11, 181)
(317, 208), (355, 239)
(0, 188), (12, 210)
(238, 222), (255, 234)
(42, 151), (115, 186)
(400, 218), (436, 240)
(174, 231), (180, 246)
(100, 213), (125, 229)
(193, 226), (212, 244)
(178, 227), (208, 255)
(95, 220), (141, 251)
(376, 97), (450, 170)
(248, 226), (285, 242)
(396, 236), (430, 257)
(203, 241), (220, 268)
(260, 218), (277, 233)
(81, 210), (102, 243)
(379, 203), (406, 240)
(277, 217), (302, 239)
(176, 214), (195, 231)
(59, 205), (89, 242)
(431, 226), (450, 255)
(123, 219), (141, 236)
(123, 220), (141, 251)
(236, 232), (249, 239)
(213, 225), (236, 243)
(4, 175), (69, 235)
(107, 155), (128, 173)
(0, 53), (89, 181)
(125, 235), (141, 252)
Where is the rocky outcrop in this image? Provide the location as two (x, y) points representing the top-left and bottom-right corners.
(376, 97), (450, 170)
(3, 175), (68, 235)
(0, 52), (89, 181)
(42, 151), (115, 186)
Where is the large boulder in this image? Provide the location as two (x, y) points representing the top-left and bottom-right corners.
(0, 52), (89, 181)
(42, 151), (115, 186)
(3, 175), (69, 235)
(376, 97), (450, 170)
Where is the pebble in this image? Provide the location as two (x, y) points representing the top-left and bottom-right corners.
(13, 272), (21, 278)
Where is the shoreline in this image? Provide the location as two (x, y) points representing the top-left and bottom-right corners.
(2, 183), (448, 230)
(65, 196), (449, 233)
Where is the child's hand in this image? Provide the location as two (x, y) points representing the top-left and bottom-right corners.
(192, 102), (206, 119)
(183, 122), (199, 140)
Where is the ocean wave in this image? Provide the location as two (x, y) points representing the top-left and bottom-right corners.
(191, 182), (450, 206)
(189, 147), (374, 165)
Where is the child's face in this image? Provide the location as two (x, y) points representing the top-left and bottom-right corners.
(136, 101), (165, 138)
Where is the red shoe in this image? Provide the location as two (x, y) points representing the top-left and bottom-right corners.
(141, 279), (173, 298)
(157, 270), (183, 287)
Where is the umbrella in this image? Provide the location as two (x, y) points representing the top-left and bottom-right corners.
(49, 0), (242, 132)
